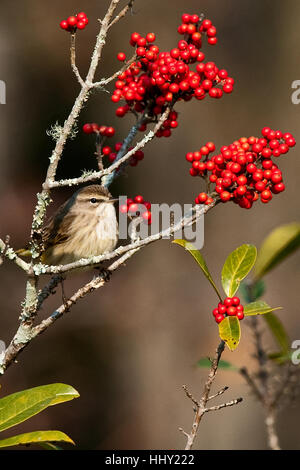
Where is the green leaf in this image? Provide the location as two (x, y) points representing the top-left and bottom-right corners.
(268, 350), (293, 365)
(239, 279), (265, 303)
(263, 313), (290, 354)
(244, 301), (282, 316)
(222, 245), (257, 297)
(255, 222), (300, 279)
(0, 383), (79, 432)
(0, 430), (74, 448)
(173, 239), (222, 301)
(218, 316), (241, 351)
(196, 357), (238, 371)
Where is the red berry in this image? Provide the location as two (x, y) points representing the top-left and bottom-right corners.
(205, 197), (214, 205)
(198, 192), (208, 203)
(105, 126), (115, 137)
(82, 123), (93, 134)
(128, 203), (139, 213)
(102, 146), (111, 155)
(60, 20), (68, 30)
(117, 52), (126, 61)
(224, 297), (233, 307)
(120, 204), (128, 214)
(142, 210), (152, 224)
(218, 304), (227, 315)
(261, 189), (272, 200)
(134, 195), (144, 204)
(213, 308), (219, 317)
(237, 311), (244, 320)
(77, 21), (86, 30)
(67, 16), (77, 27)
(146, 32), (156, 43)
(231, 297), (240, 306)
(227, 306), (237, 316)
(215, 314), (225, 324)
(207, 26), (217, 37)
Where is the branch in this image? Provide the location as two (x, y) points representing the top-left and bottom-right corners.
(0, 247), (140, 374)
(70, 33), (85, 87)
(205, 397), (243, 413)
(265, 408), (281, 450)
(33, 202), (213, 275)
(181, 341), (241, 450)
(47, 108), (170, 189)
(0, 237), (30, 272)
(108, 0), (135, 30)
(92, 53), (137, 88)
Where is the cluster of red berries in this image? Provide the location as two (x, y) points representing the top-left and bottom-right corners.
(83, 123), (115, 137)
(213, 297), (244, 324)
(60, 12), (88, 32)
(178, 15), (218, 46)
(103, 142), (144, 166)
(120, 195), (152, 224)
(189, 128), (296, 209)
(83, 123), (144, 166)
(111, 13), (234, 137)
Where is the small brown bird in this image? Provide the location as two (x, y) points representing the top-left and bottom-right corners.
(18, 185), (119, 266)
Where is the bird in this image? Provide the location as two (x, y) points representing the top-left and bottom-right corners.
(18, 185), (119, 266)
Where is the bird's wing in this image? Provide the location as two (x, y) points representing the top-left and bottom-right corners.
(16, 196), (76, 257)
(42, 200), (74, 249)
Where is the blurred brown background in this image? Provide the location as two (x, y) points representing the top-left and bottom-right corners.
(0, 0), (299, 450)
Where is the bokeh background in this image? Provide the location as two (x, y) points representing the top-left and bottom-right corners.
(0, 0), (299, 450)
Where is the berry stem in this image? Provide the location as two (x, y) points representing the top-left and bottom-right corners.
(70, 33), (85, 87)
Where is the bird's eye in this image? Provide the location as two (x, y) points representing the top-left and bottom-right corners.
(90, 198), (98, 204)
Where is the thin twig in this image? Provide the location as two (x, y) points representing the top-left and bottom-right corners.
(204, 397), (243, 413)
(33, 201), (213, 275)
(108, 0), (135, 30)
(47, 108), (171, 189)
(92, 53), (137, 88)
(70, 33), (85, 87)
(0, 238), (30, 272)
(208, 386), (229, 401)
(183, 341), (227, 450)
(0, 247), (140, 374)
(265, 408), (281, 450)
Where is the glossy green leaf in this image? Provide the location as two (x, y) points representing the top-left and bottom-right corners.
(0, 383), (79, 432)
(173, 239), (222, 301)
(263, 313), (290, 354)
(222, 245), (257, 297)
(255, 222), (300, 279)
(196, 357), (238, 371)
(244, 301), (282, 316)
(0, 430), (74, 448)
(218, 316), (241, 351)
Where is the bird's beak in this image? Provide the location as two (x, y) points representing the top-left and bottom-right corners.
(109, 198), (119, 204)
